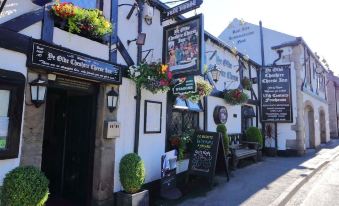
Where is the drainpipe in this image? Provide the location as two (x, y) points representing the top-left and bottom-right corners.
(292, 44), (305, 155)
(134, 0), (143, 154)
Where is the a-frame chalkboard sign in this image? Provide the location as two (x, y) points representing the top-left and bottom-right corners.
(188, 131), (229, 186)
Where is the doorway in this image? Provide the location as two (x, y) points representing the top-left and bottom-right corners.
(304, 105), (315, 148)
(41, 87), (97, 206)
(319, 110), (326, 143)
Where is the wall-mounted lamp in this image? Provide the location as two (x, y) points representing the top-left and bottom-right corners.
(209, 65), (221, 82)
(144, 4), (154, 25)
(315, 66), (324, 75)
(30, 74), (47, 108)
(107, 87), (119, 112)
(127, 33), (147, 46)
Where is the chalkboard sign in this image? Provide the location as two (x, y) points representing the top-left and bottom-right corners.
(172, 75), (196, 94)
(27, 40), (122, 84)
(261, 65), (292, 122)
(189, 131), (228, 184)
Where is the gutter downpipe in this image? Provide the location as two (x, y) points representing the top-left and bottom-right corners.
(134, 0), (143, 153)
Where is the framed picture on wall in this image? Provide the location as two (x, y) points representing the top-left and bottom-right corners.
(144, 100), (162, 133)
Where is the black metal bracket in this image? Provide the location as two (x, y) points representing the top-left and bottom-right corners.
(118, 3), (138, 19)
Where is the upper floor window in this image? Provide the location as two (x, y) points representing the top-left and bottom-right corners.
(0, 69), (25, 159)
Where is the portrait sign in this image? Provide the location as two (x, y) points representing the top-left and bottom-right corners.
(260, 64), (292, 122)
(163, 14), (204, 76)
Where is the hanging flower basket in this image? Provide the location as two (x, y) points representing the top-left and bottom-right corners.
(242, 77), (252, 90)
(129, 63), (173, 94)
(50, 1), (112, 43)
(178, 78), (213, 103)
(224, 89), (248, 105)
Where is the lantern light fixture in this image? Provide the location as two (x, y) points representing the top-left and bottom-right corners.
(107, 87), (119, 112)
(29, 74), (47, 108)
(209, 64), (221, 82)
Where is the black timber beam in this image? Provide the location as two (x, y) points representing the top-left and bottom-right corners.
(0, 28), (30, 54)
(0, 8), (43, 32)
(41, 5), (54, 42)
(117, 37), (135, 66)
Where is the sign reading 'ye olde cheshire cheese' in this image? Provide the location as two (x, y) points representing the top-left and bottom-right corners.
(261, 65), (292, 122)
(27, 40), (122, 84)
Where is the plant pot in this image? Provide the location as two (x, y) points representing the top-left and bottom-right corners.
(264, 147), (277, 157)
(116, 189), (149, 206)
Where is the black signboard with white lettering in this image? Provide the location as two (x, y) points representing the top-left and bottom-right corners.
(163, 14), (204, 76)
(161, 0), (203, 21)
(27, 40), (122, 84)
(189, 131), (228, 185)
(172, 75), (196, 94)
(260, 65), (292, 122)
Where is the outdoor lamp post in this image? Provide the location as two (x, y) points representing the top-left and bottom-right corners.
(107, 87), (119, 112)
(30, 74), (47, 108)
(210, 65), (221, 82)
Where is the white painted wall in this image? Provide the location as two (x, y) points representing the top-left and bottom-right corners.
(0, 0), (39, 24)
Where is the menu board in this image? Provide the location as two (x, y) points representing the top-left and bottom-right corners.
(261, 65), (292, 122)
(189, 131), (221, 178)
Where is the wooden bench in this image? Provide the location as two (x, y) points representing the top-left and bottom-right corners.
(228, 133), (259, 169)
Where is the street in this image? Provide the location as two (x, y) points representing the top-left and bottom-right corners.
(178, 140), (339, 206)
(287, 151), (339, 206)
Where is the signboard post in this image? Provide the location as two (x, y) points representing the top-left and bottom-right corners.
(163, 14), (204, 76)
(260, 64), (292, 122)
(188, 131), (229, 186)
(27, 40), (122, 84)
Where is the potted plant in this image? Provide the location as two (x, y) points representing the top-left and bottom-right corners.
(178, 78), (213, 103)
(1, 166), (49, 206)
(129, 63), (173, 94)
(50, 1), (112, 43)
(116, 153), (148, 206)
(242, 77), (252, 90)
(245, 127), (263, 161)
(224, 89), (248, 105)
(216, 124), (230, 170)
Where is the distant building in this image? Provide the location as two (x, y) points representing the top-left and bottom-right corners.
(326, 71), (339, 138)
(219, 19), (330, 155)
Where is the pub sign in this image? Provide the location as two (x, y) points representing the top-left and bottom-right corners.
(163, 14), (204, 76)
(260, 64), (292, 122)
(27, 40), (122, 84)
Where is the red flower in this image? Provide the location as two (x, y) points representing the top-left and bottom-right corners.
(167, 71), (173, 80)
(159, 79), (168, 86)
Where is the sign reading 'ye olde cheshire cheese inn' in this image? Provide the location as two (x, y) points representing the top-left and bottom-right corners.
(261, 65), (292, 122)
(27, 40), (122, 84)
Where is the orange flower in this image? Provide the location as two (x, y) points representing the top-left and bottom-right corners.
(161, 64), (168, 74)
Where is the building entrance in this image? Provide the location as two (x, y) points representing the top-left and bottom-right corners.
(41, 86), (97, 206)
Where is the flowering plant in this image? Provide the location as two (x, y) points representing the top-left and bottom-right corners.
(169, 128), (195, 160)
(178, 78), (213, 103)
(51, 1), (112, 41)
(129, 63), (173, 94)
(242, 77), (252, 90)
(224, 89), (248, 105)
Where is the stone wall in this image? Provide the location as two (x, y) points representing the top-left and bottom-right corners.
(327, 77), (339, 138)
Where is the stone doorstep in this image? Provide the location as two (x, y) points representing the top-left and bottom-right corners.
(270, 144), (339, 206)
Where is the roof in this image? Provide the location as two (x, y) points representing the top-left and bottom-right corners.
(272, 37), (328, 73)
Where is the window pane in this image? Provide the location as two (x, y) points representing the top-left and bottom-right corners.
(61, 0), (97, 9)
(0, 90), (10, 150)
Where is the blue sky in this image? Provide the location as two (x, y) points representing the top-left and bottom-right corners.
(169, 0), (338, 74)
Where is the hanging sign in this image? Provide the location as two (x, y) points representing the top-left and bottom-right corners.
(260, 64), (292, 122)
(172, 75), (196, 94)
(163, 14), (204, 76)
(188, 131), (229, 185)
(27, 40), (122, 84)
(161, 0), (203, 21)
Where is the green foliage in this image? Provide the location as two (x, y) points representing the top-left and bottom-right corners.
(119, 153), (146, 194)
(245, 127), (263, 147)
(181, 78), (213, 103)
(224, 89), (248, 105)
(216, 124), (229, 154)
(242, 77), (252, 90)
(51, 2), (112, 40)
(129, 63), (172, 94)
(1, 166), (49, 206)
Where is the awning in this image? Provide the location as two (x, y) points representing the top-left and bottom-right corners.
(243, 106), (256, 117)
(173, 97), (203, 112)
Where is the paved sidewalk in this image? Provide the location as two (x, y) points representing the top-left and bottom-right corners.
(178, 140), (339, 206)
